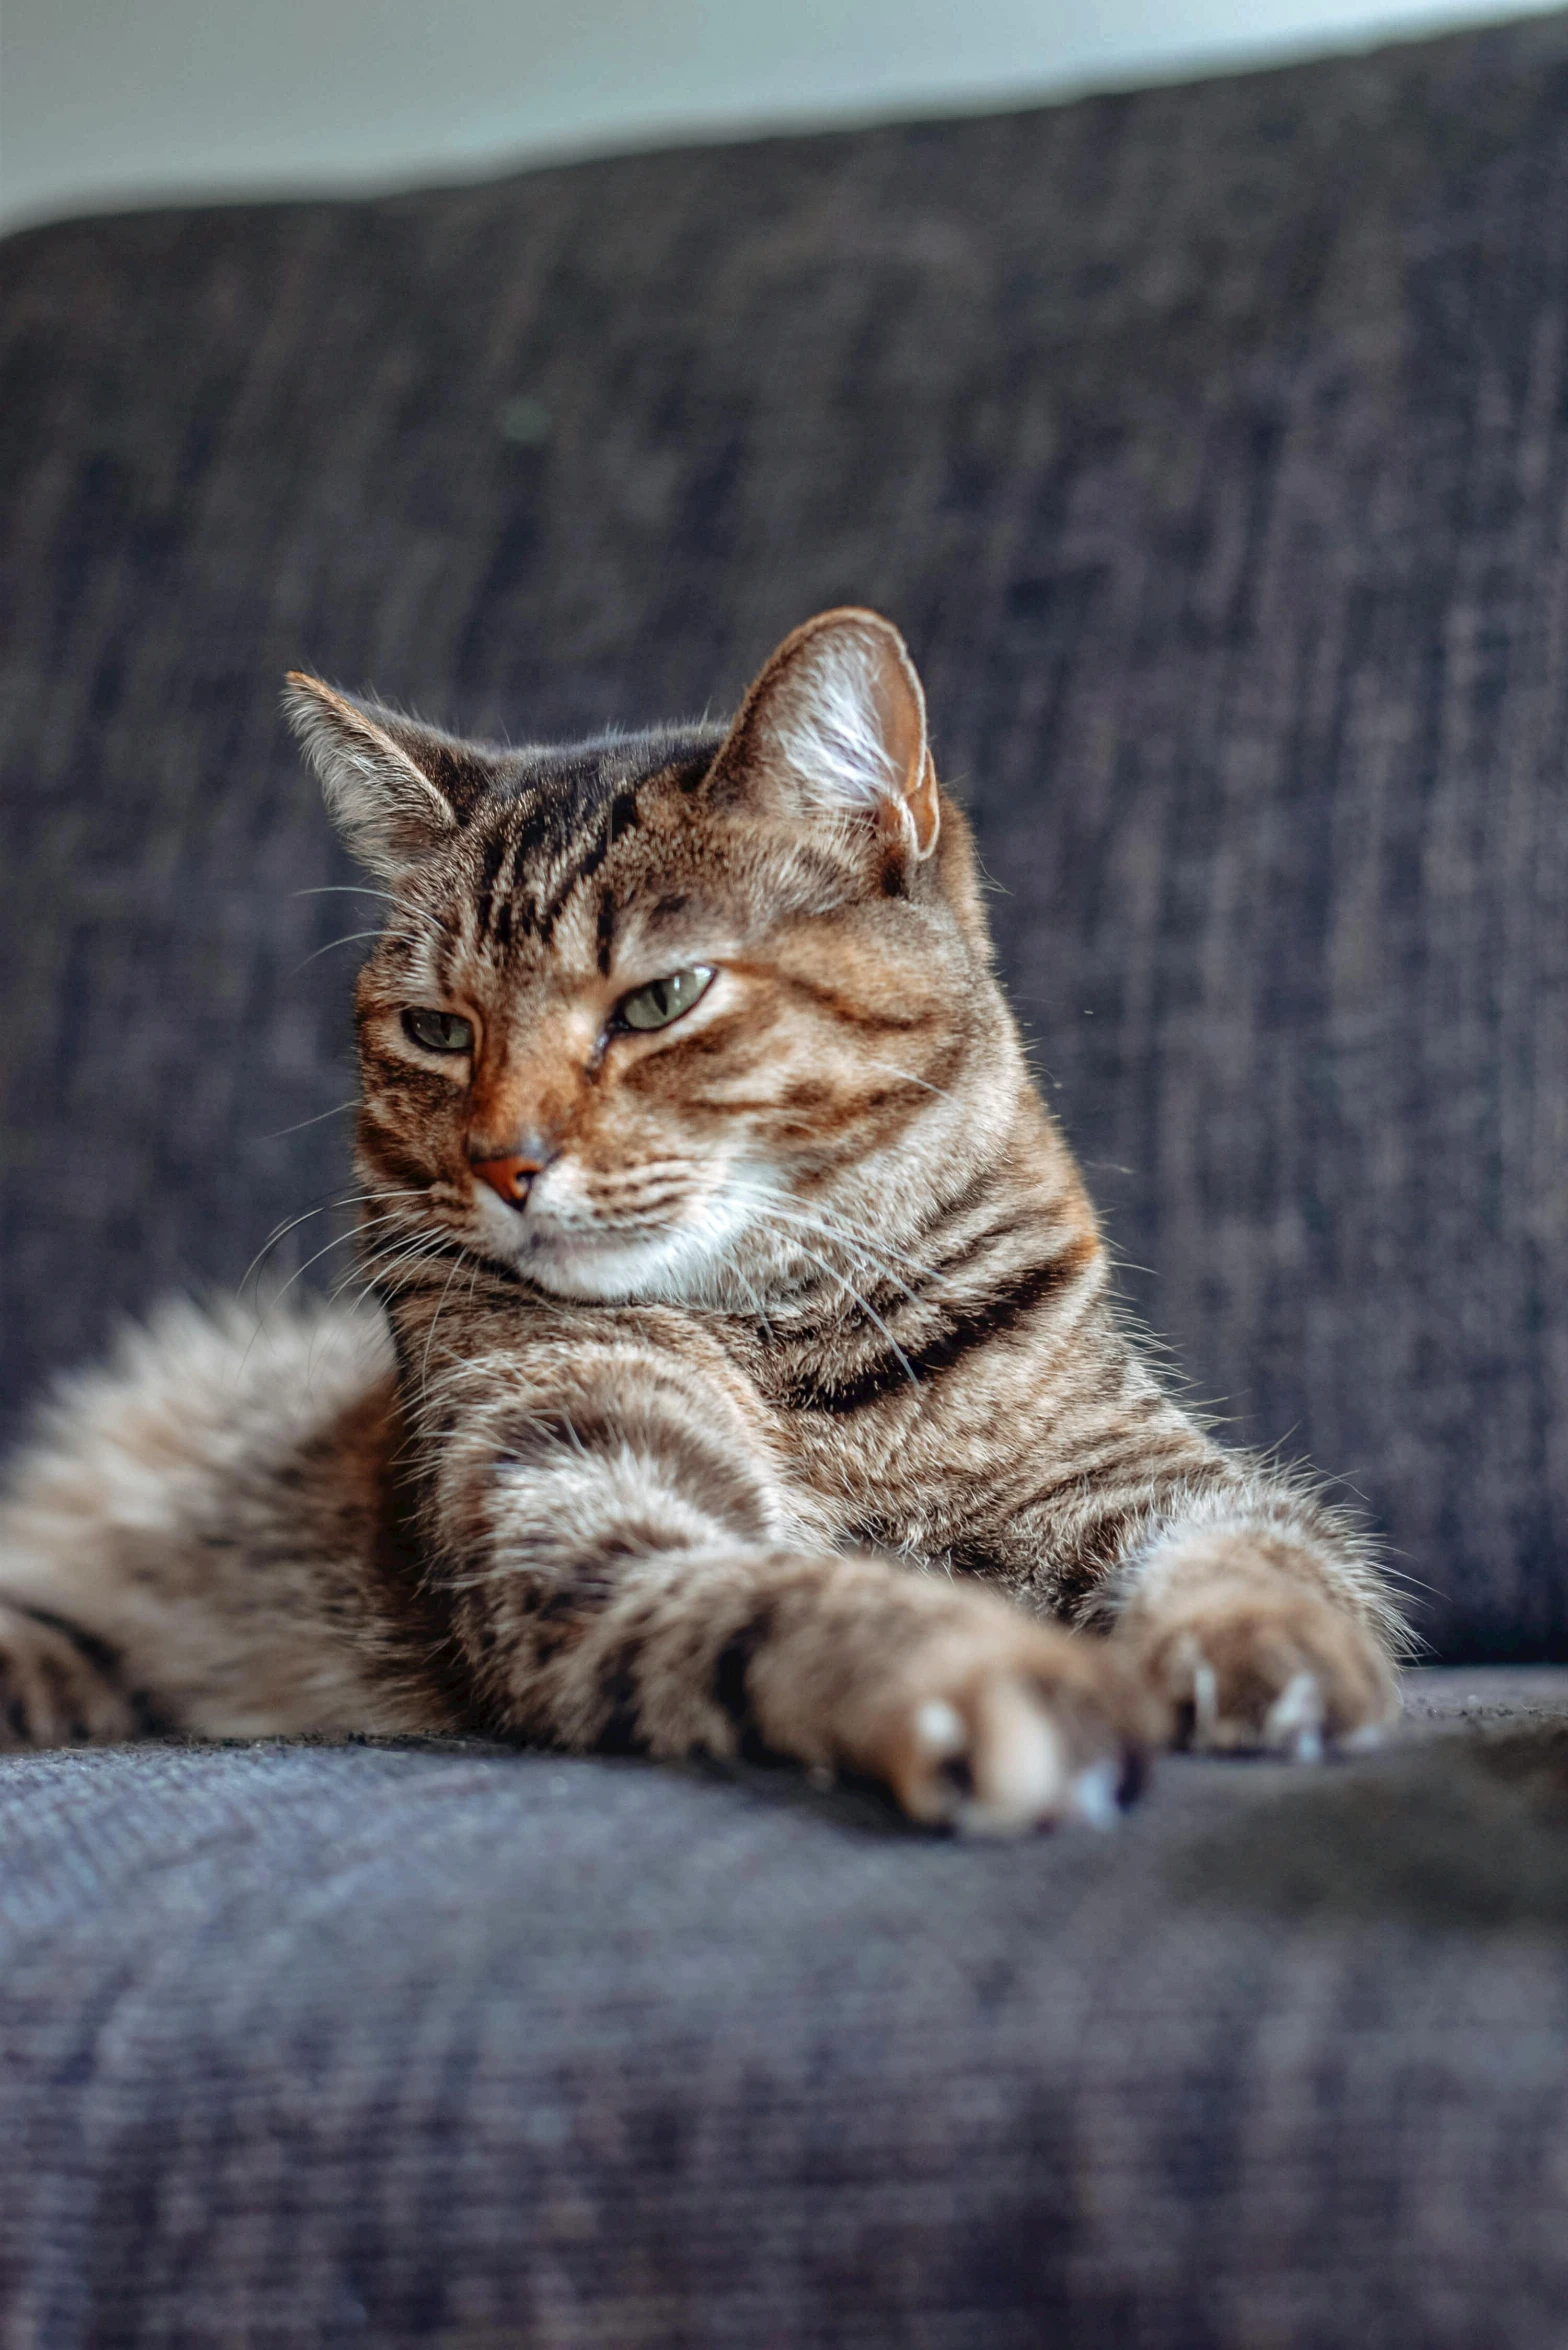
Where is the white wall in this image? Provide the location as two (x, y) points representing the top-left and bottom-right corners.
(3, 0), (1561, 233)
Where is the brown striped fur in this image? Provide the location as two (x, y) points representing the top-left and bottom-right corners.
(0, 612), (1405, 1829)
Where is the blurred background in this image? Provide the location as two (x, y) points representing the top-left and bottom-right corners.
(4, 0), (1564, 231)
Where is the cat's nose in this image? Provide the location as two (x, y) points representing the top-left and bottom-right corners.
(470, 1152), (545, 1207)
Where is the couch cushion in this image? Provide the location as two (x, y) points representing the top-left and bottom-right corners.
(5, 18), (1568, 1651)
(2, 1673), (1567, 2348)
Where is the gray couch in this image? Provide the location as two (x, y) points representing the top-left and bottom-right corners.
(5, 13), (1568, 2341)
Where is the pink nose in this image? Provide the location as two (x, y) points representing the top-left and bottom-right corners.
(471, 1153), (542, 1206)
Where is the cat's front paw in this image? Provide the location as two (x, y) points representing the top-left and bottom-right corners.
(1129, 1577), (1399, 1758)
(0, 1599), (142, 1749)
(851, 1609), (1158, 1835)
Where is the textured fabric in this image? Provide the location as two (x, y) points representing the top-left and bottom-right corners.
(5, 23), (1568, 1652)
(0, 1671), (1562, 2349)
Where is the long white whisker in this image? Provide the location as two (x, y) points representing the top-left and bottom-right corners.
(239, 1211), (398, 1372)
(337, 1234), (457, 1309)
(727, 1186), (934, 1306)
(347, 1222), (446, 1275)
(418, 1250), (470, 1390)
(725, 1178), (944, 1289)
(260, 1227), (373, 1316)
(255, 1098), (359, 1142)
(801, 1198), (947, 1280)
(727, 1259), (775, 1342)
(864, 1055), (963, 1106)
(293, 884), (450, 939)
(293, 929), (426, 973)
(724, 1203), (919, 1386)
(775, 1233), (919, 1392)
(691, 1195), (776, 1337)
(260, 1202), (434, 1322)
(340, 1233), (454, 1303)
(239, 1191), (362, 1293)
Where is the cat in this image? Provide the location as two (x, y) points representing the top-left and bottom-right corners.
(0, 609), (1405, 1831)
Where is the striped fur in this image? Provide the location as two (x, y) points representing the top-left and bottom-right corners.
(0, 611), (1405, 1830)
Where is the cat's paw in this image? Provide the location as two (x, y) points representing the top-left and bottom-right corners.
(855, 1611), (1158, 1835)
(1130, 1580), (1398, 1758)
(0, 1599), (141, 1749)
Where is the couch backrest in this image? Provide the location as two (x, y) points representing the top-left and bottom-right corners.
(5, 13), (1568, 1657)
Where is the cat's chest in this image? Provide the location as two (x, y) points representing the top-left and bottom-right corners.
(735, 1326), (1015, 1561)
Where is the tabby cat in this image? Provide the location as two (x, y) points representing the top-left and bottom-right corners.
(0, 610), (1405, 1830)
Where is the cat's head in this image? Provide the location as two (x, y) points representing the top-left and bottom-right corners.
(285, 609), (1024, 1308)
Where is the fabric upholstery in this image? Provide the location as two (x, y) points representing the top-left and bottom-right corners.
(0, 1674), (1563, 2349)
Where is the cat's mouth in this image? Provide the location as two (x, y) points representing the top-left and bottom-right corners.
(468, 1161), (754, 1304)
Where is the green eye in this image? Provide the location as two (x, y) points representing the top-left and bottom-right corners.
(617, 966), (715, 1033)
(402, 1007), (474, 1054)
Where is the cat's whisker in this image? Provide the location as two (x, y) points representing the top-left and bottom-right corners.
(238, 1223), (386, 1376)
(687, 1197), (777, 1336)
(718, 1242), (776, 1340)
(343, 1234), (456, 1307)
(797, 1198), (950, 1281)
(292, 929), (427, 973)
(726, 1179), (947, 1288)
(740, 1216), (919, 1391)
(338, 1238), (425, 1291)
(255, 1098), (359, 1143)
(340, 1223), (444, 1282)
(759, 1216), (925, 1311)
(416, 1250), (472, 1391)
(345, 1209), (449, 1267)
(256, 1211), (422, 1324)
(726, 1186), (935, 1308)
(294, 884), (450, 941)
(314, 1209), (436, 1294)
(339, 1250), (457, 1318)
(863, 1056), (963, 1106)
(238, 1190), (363, 1295)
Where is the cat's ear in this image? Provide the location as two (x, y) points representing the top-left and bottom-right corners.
(712, 608), (941, 865)
(282, 675), (486, 876)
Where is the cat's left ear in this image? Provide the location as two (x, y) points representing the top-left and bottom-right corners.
(282, 674), (489, 876)
(712, 608), (941, 866)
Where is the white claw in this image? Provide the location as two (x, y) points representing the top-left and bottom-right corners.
(1069, 1757), (1123, 1830)
(1265, 1670), (1326, 1762)
(1180, 1639), (1220, 1746)
(915, 1697), (967, 1759)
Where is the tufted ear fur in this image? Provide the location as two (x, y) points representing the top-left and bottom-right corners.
(283, 674), (488, 876)
(711, 608), (941, 867)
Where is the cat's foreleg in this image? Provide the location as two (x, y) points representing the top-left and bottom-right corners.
(420, 1348), (1157, 1831)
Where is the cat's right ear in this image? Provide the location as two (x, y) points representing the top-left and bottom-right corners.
(705, 609), (941, 872)
(282, 675), (484, 877)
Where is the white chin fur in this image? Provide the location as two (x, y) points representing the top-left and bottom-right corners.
(523, 1233), (703, 1302)
(471, 1183), (753, 1306)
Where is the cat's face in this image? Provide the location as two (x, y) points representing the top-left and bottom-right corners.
(287, 611), (1018, 1309)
